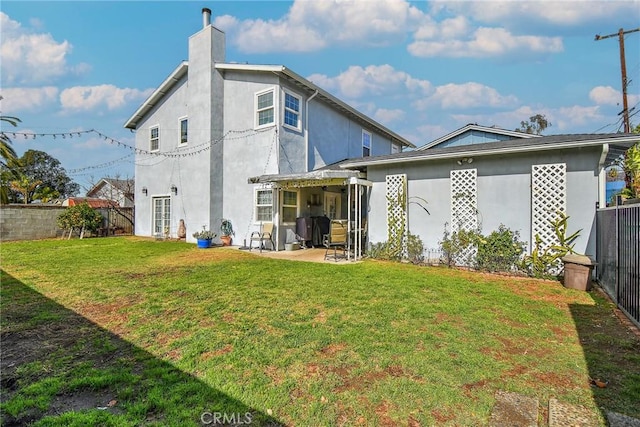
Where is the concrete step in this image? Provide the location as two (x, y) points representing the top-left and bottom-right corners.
(489, 391), (539, 427)
(489, 390), (640, 426)
(548, 398), (599, 426)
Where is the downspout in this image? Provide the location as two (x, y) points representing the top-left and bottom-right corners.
(598, 144), (609, 207)
(305, 90), (319, 172)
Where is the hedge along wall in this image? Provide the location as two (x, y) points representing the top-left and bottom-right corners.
(0, 204), (66, 241)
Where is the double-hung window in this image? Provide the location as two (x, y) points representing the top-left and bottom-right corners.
(179, 118), (188, 145)
(362, 130), (371, 157)
(255, 189), (273, 222)
(282, 190), (298, 223)
(283, 92), (301, 130)
(256, 89), (275, 127)
(150, 127), (159, 151)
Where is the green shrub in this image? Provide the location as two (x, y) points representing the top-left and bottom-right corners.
(368, 233), (425, 264)
(439, 227), (481, 267)
(475, 225), (526, 272)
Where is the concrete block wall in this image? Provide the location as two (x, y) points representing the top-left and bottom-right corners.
(0, 205), (66, 241)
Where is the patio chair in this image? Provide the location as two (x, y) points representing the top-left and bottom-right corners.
(249, 222), (274, 253)
(323, 220), (347, 261)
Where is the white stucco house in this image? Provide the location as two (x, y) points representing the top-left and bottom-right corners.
(124, 8), (414, 249)
(340, 125), (639, 258)
(86, 178), (135, 208)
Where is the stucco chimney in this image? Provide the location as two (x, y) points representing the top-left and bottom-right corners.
(202, 8), (211, 28)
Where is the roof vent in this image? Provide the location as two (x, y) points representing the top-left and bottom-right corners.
(202, 8), (211, 28)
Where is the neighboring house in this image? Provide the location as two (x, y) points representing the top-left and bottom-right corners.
(86, 178), (135, 208)
(340, 131), (639, 258)
(124, 8), (414, 247)
(417, 123), (539, 150)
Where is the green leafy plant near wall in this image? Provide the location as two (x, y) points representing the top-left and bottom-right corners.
(520, 212), (582, 279)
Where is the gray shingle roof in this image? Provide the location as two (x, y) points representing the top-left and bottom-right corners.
(340, 133), (639, 168)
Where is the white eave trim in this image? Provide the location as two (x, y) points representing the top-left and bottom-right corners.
(340, 136), (640, 168)
(124, 61), (188, 129)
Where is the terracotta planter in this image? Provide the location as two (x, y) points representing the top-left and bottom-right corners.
(562, 254), (596, 291)
(220, 235), (232, 246)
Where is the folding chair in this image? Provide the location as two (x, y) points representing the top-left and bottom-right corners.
(249, 222), (274, 253)
(323, 220), (347, 261)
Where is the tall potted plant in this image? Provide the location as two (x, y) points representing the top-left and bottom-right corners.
(220, 219), (235, 246)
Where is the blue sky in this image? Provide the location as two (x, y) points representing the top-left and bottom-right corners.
(1, 0), (639, 192)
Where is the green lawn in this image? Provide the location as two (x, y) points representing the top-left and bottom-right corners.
(1, 237), (639, 426)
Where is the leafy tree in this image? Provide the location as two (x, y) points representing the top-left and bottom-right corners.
(57, 203), (103, 239)
(0, 114), (19, 167)
(9, 175), (42, 204)
(6, 150), (79, 203)
(515, 114), (551, 135)
(0, 111), (20, 204)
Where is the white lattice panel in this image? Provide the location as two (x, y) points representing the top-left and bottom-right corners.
(531, 163), (566, 251)
(450, 169), (478, 232)
(450, 169), (478, 265)
(386, 174), (407, 256)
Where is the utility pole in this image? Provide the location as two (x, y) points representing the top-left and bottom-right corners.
(595, 27), (640, 133)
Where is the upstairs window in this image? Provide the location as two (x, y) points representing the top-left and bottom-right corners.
(180, 118), (188, 144)
(255, 189), (273, 222)
(362, 130), (371, 157)
(256, 89), (275, 127)
(150, 127), (159, 151)
(283, 92), (301, 130)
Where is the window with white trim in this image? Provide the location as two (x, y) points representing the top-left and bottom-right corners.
(179, 118), (188, 145)
(281, 190), (298, 223)
(150, 127), (159, 151)
(254, 188), (273, 222)
(362, 130), (372, 157)
(256, 89), (275, 128)
(283, 91), (301, 130)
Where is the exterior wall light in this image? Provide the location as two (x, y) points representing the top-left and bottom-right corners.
(142, 187), (148, 196)
(171, 185), (178, 196)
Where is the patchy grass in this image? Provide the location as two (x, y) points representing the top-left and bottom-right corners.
(1, 237), (638, 426)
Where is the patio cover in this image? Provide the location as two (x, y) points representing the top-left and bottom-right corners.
(248, 169), (366, 188)
(248, 169), (371, 260)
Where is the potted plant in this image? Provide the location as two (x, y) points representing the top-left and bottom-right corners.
(193, 226), (216, 248)
(220, 219), (235, 246)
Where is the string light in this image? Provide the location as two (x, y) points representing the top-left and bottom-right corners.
(2, 127), (277, 177)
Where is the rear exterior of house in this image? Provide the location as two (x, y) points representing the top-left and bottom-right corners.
(124, 9), (413, 247)
(341, 133), (639, 260)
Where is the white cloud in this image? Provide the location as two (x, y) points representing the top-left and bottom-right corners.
(415, 82), (518, 110)
(0, 12), (90, 85)
(439, 1), (639, 27)
(452, 104), (605, 133)
(214, 0), (425, 53)
(60, 85), (152, 112)
(308, 64), (432, 99)
(408, 25), (563, 58)
(0, 87), (59, 112)
(374, 108), (405, 124)
(590, 85), (640, 108)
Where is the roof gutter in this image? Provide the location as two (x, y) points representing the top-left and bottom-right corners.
(598, 143), (610, 207)
(305, 90), (319, 172)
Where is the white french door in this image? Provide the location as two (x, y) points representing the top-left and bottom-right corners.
(153, 197), (171, 236)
